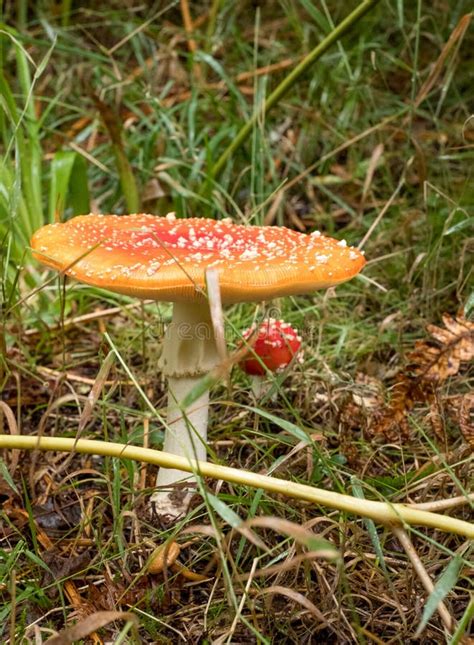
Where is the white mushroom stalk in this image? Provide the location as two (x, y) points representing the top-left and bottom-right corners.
(150, 300), (220, 522)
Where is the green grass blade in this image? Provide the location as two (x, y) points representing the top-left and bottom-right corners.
(60, 0), (73, 27)
(464, 292), (474, 317)
(206, 491), (243, 528)
(415, 554), (464, 637)
(196, 51), (249, 115)
(0, 458), (19, 495)
(244, 406), (310, 445)
(204, 0), (381, 186)
(351, 477), (388, 574)
(449, 599), (474, 645)
(14, 34), (45, 230)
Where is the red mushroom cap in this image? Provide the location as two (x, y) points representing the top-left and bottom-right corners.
(30, 214), (366, 304)
(240, 318), (302, 376)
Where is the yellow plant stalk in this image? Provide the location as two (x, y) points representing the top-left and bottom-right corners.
(0, 435), (472, 538)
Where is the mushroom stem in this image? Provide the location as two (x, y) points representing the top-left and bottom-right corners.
(250, 375), (264, 399)
(155, 377), (209, 487)
(150, 300), (220, 523)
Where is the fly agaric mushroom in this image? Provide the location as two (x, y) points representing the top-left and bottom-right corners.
(31, 213), (366, 522)
(240, 318), (302, 397)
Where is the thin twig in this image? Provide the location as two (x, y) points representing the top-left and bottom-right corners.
(358, 162), (409, 249)
(180, 0), (202, 82)
(409, 494), (474, 512)
(392, 526), (453, 635)
(236, 58), (296, 82)
(25, 300), (154, 336)
(205, 0), (223, 53)
(36, 366), (139, 387)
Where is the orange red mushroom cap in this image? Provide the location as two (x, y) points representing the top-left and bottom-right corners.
(31, 213), (366, 304)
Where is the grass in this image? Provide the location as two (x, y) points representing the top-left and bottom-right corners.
(0, 1), (473, 643)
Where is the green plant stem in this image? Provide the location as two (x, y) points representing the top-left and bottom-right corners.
(16, 0), (27, 30)
(61, 0), (73, 27)
(205, 0), (381, 185)
(93, 96), (140, 213)
(205, 0), (223, 51)
(1, 435), (473, 538)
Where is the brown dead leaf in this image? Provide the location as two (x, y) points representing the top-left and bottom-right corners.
(410, 342), (458, 381)
(87, 569), (129, 612)
(415, 314), (474, 381)
(365, 314), (472, 441)
(459, 393), (474, 450)
(142, 177), (166, 203)
(33, 497), (82, 532)
(368, 380), (420, 441)
(241, 516), (338, 559)
(352, 374), (384, 410)
(426, 398), (445, 443)
(45, 611), (138, 645)
(78, 351), (115, 433)
(254, 585), (330, 627)
(412, 13), (472, 111)
(0, 401), (20, 474)
(148, 541), (181, 575)
(42, 550), (92, 598)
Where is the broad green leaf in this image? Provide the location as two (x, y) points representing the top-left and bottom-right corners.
(49, 151), (90, 220)
(68, 154), (90, 215)
(49, 151), (77, 219)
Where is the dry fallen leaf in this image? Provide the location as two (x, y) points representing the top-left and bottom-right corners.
(362, 314), (473, 441)
(0, 401), (20, 474)
(147, 541), (181, 575)
(459, 393), (474, 450)
(352, 373), (384, 410)
(45, 611), (138, 645)
(415, 314), (474, 381)
(147, 540), (210, 582)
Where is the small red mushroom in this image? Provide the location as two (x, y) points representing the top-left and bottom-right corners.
(240, 318), (302, 396)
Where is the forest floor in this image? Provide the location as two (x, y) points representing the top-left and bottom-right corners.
(0, 1), (473, 643)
